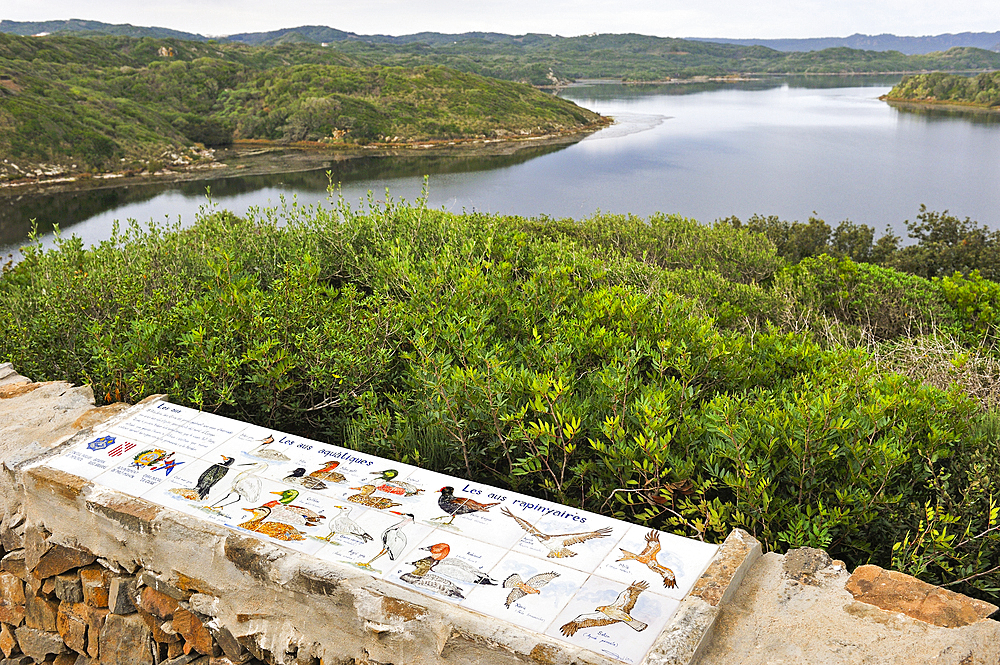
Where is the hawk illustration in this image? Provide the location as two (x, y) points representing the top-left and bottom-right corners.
(559, 580), (649, 637)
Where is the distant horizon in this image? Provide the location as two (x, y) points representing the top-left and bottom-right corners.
(4, 0), (999, 42)
(4, 17), (1000, 42)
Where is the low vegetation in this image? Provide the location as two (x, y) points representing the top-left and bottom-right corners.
(2, 194), (999, 601)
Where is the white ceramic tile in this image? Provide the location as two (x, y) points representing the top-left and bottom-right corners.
(384, 532), (507, 604)
(461, 552), (589, 633)
(106, 402), (199, 444)
(39, 431), (128, 479)
(545, 575), (680, 664)
(314, 507), (435, 576)
(509, 504), (626, 574)
(92, 448), (198, 497)
(595, 524), (719, 600)
(158, 411), (249, 457)
(399, 469), (546, 548)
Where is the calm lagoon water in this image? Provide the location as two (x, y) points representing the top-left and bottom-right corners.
(3, 76), (1000, 258)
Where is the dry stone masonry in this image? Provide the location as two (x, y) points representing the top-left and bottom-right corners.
(0, 366), (997, 665)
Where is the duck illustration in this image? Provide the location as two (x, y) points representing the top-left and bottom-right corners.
(502, 507), (613, 557)
(433, 486), (499, 525)
(420, 543), (496, 585)
(347, 485), (402, 510)
(248, 435), (290, 462)
(209, 461), (267, 509)
(399, 565), (466, 599)
(283, 467), (328, 490)
(617, 530), (677, 588)
(308, 461), (346, 483)
(363, 511), (414, 568)
(237, 506), (306, 541)
(369, 469), (423, 496)
(327, 505), (373, 542)
(261, 489), (326, 527)
(193, 456), (235, 500)
(503, 571), (561, 608)
(560, 580), (649, 637)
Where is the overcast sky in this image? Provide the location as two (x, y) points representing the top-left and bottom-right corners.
(7, 0), (999, 39)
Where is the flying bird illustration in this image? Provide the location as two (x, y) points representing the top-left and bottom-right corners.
(502, 507), (614, 557)
(503, 571), (560, 608)
(559, 580), (649, 637)
(617, 530), (677, 588)
(433, 486), (499, 525)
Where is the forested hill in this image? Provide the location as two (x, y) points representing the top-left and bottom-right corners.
(4, 20), (1000, 84)
(0, 33), (604, 177)
(885, 72), (1000, 108)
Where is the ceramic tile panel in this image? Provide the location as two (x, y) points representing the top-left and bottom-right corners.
(314, 506), (435, 575)
(595, 523), (719, 600)
(43, 401), (725, 664)
(383, 532), (508, 604)
(106, 402), (200, 444)
(509, 502), (627, 574)
(461, 552), (590, 633)
(398, 469), (551, 549)
(544, 575), (680, 665)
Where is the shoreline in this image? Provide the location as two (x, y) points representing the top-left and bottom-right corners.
(880, 96), (1000, 114)
(0, 120), (611, 198)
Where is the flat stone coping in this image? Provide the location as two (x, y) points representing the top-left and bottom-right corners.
(27, 399), (759, 664)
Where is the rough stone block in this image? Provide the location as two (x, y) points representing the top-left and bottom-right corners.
(0, 623), (18, 658)
(0, 608), (23, 629)
(846, 564), (999, 628)
(78, 606), (107, 659)
(0, 517), (25, 552)
(0, 657), (32, 665)
(54, 575), (84, 605)
(0, 575), (24, 608)
(79, 567), (110, 609)
(138, 587), (180, 620)
(138, 573), (189, 602)
(99, 614), (153, 665)
(56, 603), (88, 655)
(53, 652), (77, 665)
(134, 608), (180, 644)
(166, 641), (187, 660)
(24, 595), (59, 632)
(12, 626), (68, 661)
(84, 497), (161, 537)
(170, 609), (213, 656)
(21, 526), (50, 574)
(107, 578), (136, 615)
(24, 573), (43, 599)
(207, 625), (249, 665)
(33, 545), (97, 580)
(0, 554), (26, 582)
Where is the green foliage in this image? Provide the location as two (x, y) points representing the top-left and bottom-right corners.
(3, 197), (1000, 601)
(888, 71), (1000, 108)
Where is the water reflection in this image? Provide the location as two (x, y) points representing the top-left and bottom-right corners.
(888, 103), (1000, 126)
(0, 143), (571, 255)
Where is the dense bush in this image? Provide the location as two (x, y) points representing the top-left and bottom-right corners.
(2, 197), (999, 601)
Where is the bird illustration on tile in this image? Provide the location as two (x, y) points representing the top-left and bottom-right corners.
(347, 485), (402, 510)
(309, 461), (346, 483)
(282, 467), (328, 490)
(169, 455), (234, 501)
(559, 580), (649, 637)
(502, 571), (560, 608)
(419, 543), (496, 585)
(260, 489), (326, 527)
(237, 506), (306, 541)
(326, 505), (373, 543)
(248, 435), (290, 461)
(370, 469), (424, 496)
(209, 461), (267, 510)
(502, 507), (613, 557)
(433, 486), (499, 526)
(617, 530), (677, 588)
(361, 511), (415, 568)
(399, 555), (466, 599)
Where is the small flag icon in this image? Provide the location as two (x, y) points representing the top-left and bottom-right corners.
(108, 442), (136, 457)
